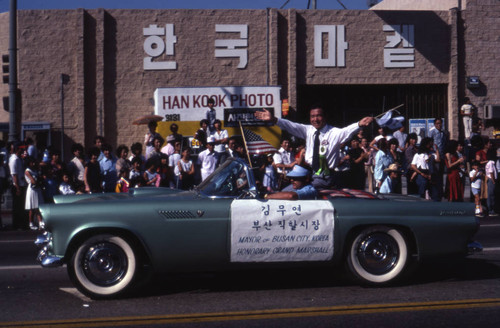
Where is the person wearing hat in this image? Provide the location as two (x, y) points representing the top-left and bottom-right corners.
(197, 136), (220, 181)
(379, 163), (400, 194)
(265, 165), (316, 200)
(161, 134), (177, 156)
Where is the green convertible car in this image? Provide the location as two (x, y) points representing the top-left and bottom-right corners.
(36, 158), (481, 299)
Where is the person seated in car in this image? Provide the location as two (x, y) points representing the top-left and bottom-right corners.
(265, 165), (316, 200)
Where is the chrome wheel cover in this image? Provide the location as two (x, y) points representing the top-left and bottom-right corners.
(355, 232), (399, 276)
(82, 242), (128, 287)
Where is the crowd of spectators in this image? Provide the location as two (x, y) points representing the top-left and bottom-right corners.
(0, 98), (497, 230)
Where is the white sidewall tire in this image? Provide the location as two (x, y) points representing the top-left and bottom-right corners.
(348, 227), (408, 284)
(71, 234), (137, 298)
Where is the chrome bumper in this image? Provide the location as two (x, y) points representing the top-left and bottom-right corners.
(35, 232), (64, 268)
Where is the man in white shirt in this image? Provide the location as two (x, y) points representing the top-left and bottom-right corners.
(255, 104), (373, 189)
(197, 137), (220, 181)
(9, 143), (28, 230)
(273, 138), (295, 174)
(460, 97), (475, 141)
(211, 119), (228, 154)
(392, 126), (407, 153)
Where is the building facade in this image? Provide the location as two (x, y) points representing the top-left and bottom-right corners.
(0, 0), (499, 159)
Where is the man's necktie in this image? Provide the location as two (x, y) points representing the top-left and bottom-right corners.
(312, 130), (320, 172)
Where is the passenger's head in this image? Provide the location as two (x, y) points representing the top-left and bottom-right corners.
(286, 165), (311, 190)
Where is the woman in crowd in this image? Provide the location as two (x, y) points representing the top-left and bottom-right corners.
(175, 147), (195, 190)
(361, 137), (375, 193)
(25, 156), (44, 230)
(347, 136), (368, 190)
(388, 138), (402, 193)
(115, 144), (131, 173)
(404, 133), (419, 195)
(445, 140), (465, 202)
(84, 147), (102, 193)
(411, 137), (440, 199)
(485, 150), (498, 216)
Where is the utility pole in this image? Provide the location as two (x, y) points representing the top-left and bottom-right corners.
(8, 0), (18, 142)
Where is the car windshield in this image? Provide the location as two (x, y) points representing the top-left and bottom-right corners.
(197, 159), (254, 197)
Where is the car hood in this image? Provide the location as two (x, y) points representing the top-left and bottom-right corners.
(52, 187), (186, 204)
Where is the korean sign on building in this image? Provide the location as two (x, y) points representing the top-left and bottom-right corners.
(154, 86), (282, 124)
(144, 23), (416, 71)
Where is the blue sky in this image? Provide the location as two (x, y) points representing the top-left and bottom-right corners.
(0, 0), (370, 13)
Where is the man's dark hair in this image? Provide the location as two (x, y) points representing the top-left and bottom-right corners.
(309, 102), (326, 112)
(407, 133), (418, 141)
(418, 137), (433, 154)
(131, 156), (143, 165)
(148, 121), (157, 129)
(130, 142), (142, 153)
(88, 147), (101, 157)
(101, 143), (112, 152)
(116, 144), (129, 157)
(200, 119), (209, 127)
(350, 136), (360, 143)
(207, 98), (215, 104)
(388, 138), (399, 147)
(94, 135), (105, 144)
(71, 143), (84, 153)
(153, 135), (164, 145)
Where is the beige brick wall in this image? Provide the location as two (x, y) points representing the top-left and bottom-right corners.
(462, 0), (500, 137)
(0, 12), (10, 123)
(296, 9), (450, 85)
(0, 5), (498, 158)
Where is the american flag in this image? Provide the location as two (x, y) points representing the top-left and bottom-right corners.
(242, 128), (277, 155)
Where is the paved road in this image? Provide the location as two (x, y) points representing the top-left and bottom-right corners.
(1, 213), (500, 327)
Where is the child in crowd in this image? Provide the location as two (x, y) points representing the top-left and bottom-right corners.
(25, 156), (44, 230)
(115, 168), (131, 193)
(143, 158), (159, 187)
(261, 153), (278, 192)
(379, 164), (400, 194)
(168, 141), (182, 188)
(129, 142), (145, 170)
(59, 171), (76, 195)
(129, 156), (143, 181)
(40, 164), (58, 203)
(157, 155), (170, 187)
(470, 161), (483, 216)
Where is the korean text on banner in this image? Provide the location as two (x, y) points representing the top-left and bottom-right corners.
(230, 200), (334, 262)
